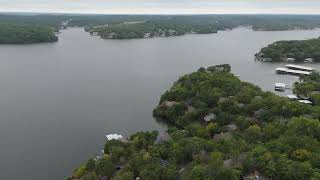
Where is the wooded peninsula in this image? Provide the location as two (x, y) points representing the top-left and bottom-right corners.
(256, 37), (320, 62)
(68, 64), (320, 180)
(0, 24), (58, 44)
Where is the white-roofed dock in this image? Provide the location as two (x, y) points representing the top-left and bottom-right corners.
(285, 64), (315, 72)
(276, 67), (311, 76)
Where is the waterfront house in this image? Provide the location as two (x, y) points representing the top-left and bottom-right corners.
(298, 100), (313, 105)
(287, 95), (298, 101)
(285, 58), (295, 62)
(106, 134), (123, 140)
(144, 33), (151, 38)
(204, 113), (216, 122)
(304, 58), (314, 63)
(91, 32), (98, 36)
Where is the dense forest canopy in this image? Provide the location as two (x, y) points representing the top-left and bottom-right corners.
(1, 14), (320, 40)
(0, 24), (58, 44)
(256, 37), (320, 62)
(68, 64), (320, 180)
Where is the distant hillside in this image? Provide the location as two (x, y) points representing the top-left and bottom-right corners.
(2, 14), (320, 40)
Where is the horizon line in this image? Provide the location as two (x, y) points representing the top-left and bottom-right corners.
(1, 11), (320, 16)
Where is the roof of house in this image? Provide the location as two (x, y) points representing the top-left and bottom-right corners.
(106, 134), (123, 140)
(204, 113), (216, 122)
(287, 95), (298, 99)
(298, 100), (313, 104)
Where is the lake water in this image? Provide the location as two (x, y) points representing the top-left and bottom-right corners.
(0, 27), (319, 180)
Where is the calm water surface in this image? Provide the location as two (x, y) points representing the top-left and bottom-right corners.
(0, 27), (319, 180)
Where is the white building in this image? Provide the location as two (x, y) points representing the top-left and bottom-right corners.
(204, 113), (216, 122)
(304, 58), (314, 63)
(298, 100), (313, 105)
(106, 134), (123, 140)
(285, 58), (295, 62)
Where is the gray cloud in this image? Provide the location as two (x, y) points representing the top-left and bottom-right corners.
(0, 0), (319, 14)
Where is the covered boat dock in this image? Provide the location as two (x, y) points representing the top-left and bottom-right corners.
(276, 67), (311, 76)
(285, 64), (315, 72)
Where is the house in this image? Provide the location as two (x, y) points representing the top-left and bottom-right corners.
(223, 159), (233, 167)
(214, 132), (232, 140)
(238, 103), (245, 108)
(155, 132), (170, 144)
(285, 58), (295, 62)
(144, 33), (151, 38)
(163, 101), (178, 107)
(287, 95), (298, 101)
(304, 58), (314, 63)
(254, 109), (265, 117)
(204, 113), (216, 122)
(91, 31), (98, 36)
(106, 134), (124, 140)
(298, 100), (313, 105)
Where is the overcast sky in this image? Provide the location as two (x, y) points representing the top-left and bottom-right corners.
(1, 0), (320, 14)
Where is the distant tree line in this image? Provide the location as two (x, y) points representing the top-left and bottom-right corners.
(2, 14), (320, 41)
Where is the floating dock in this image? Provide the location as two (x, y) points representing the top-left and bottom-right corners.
(285, 64), (315, 72)
(276, 67), (311, 76)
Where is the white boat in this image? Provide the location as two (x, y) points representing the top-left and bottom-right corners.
(275, 83), (286, 91)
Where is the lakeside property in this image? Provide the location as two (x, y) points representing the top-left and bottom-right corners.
(68, 64), (320, 180)
(1, 27), (320, 180)
(255, 37), (320, 63)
